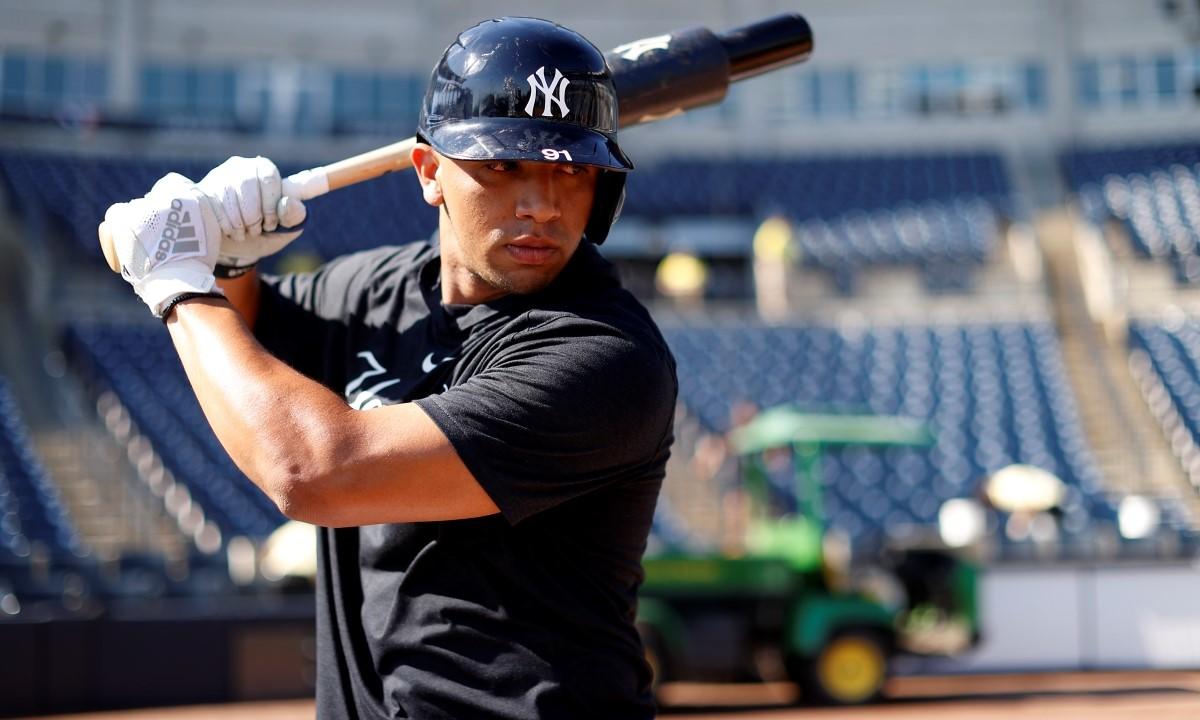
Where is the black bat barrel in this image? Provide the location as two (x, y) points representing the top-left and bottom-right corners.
(721, 14), (814, 82)
(605, 13), (814, 129)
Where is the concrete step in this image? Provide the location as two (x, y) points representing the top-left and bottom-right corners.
(32, 426), (191, 561)
(1037, 208), (1200, 529)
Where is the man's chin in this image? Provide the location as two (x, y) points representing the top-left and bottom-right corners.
(491, 260), (568, 293)
(468, 267), (551, 299)
(500, 272), (557, 296)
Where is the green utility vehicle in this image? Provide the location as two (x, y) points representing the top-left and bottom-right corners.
(638, 407), (979, 706)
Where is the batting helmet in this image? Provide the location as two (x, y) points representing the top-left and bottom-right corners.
(417, 17), (633, 245)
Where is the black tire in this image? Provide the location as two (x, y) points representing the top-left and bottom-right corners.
(788, 629), (889, 706)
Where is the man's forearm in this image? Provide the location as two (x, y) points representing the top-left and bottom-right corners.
(165, 296), (359, 516)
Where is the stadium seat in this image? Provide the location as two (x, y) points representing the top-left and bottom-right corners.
(1062, 141), (1200, 284)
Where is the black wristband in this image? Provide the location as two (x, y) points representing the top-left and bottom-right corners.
(214, 262), (258, 279)
(160, 291), (224, 323)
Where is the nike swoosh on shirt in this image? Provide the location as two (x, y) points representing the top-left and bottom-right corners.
(421, 352), (455, 373)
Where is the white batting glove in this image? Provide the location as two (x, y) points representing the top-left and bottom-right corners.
(196, 156), (307, 277)
(104, 173), (222, 318)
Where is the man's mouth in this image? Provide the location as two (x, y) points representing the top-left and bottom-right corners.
(505, 236), (559, 265)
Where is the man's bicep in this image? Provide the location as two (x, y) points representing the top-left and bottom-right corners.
(310, 401), (500, 527)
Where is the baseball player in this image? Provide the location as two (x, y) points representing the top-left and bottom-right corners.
(102, 17), (677, 720)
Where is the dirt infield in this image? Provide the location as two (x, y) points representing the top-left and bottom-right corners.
(27, 670), (1200, 720)
(658, 670), (1200, 718)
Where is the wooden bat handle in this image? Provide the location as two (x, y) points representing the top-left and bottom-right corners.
(307, 136), (417, 195)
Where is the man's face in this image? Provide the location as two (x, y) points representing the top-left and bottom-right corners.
(429, 152), (598, 303)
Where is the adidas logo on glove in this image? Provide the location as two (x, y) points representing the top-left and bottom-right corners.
(156, 197), (204, 262)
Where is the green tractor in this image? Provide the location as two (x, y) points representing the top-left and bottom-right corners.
(638, 407), (980, 706)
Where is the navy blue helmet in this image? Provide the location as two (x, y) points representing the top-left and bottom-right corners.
(418, 17), (632, 244)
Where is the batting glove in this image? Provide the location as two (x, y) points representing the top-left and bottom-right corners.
(104, 173), (223, 318)
(196, 156), (307, 277)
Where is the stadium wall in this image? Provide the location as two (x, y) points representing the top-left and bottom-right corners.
(911, 561), (1200, 674)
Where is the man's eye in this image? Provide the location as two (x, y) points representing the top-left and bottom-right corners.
(560, 164), (585, 176)
(487, 161), (517, 172)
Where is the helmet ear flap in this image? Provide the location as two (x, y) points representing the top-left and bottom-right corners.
(584, 170), (626, 245)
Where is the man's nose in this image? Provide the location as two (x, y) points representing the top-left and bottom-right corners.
(515, 175), (562, 224)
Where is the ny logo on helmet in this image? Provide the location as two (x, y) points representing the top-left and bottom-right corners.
(524, 66), (571, 118)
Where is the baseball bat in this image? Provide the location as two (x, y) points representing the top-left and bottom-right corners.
(100, 14), (813, 272)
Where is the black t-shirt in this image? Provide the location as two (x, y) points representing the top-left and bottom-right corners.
(255, 239), (677, 719)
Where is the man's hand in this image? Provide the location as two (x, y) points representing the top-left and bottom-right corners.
(197, 156), (307, 277)
(104, 173), (222, 317)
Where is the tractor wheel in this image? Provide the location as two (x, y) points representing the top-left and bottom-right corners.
(790, 629), (889, 706)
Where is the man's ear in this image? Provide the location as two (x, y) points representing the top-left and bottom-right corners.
(411, 143), (444, 207)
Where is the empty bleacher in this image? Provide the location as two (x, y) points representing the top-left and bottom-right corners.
(1053, 141), (1200, 530)
(623, 153), (1012, 219)
(64, 323), (286, 541)
(0, 151), (438, 269)
(0, 376), (84, 560)
(1129, 316), (1200, 492)
(0, 148), (1015, 299)
(657, 318), (1171, 554)
(790, 197), (1000, 293)
(613, 150), (1015, 299)
(1063, 141), (1200, 283)
(0, 375), (94, 615)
